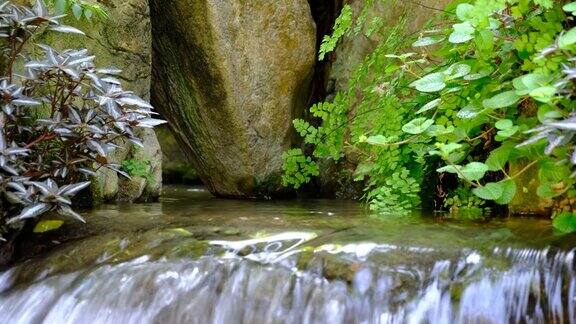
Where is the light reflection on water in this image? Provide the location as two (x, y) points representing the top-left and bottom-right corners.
(0, 185), (575, 323)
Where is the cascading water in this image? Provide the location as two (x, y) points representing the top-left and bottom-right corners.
(0, 233), (574, 323)
(0, 187), (574, 324)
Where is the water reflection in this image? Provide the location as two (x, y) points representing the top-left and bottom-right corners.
(1, 186), (575, 323)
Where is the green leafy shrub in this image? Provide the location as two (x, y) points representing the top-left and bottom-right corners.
(45, 0), (107, 21)
(284, 0), (576, 223)
(121, 157), (152, 181)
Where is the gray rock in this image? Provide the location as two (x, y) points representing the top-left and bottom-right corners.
(150, 0), (316, 197)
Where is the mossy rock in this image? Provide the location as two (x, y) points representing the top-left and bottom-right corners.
(149, 0), (316, 198)
(155, 125), (200, 185)
(508, 160), (552, 216)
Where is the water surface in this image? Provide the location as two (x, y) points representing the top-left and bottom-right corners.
(1, 186), (575, 323)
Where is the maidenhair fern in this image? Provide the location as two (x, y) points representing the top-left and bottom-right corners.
(284, 0), (576, 226)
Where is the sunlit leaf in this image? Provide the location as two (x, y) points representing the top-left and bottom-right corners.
(494, 180), (517, 205)
(402, 118), (434, 134)
(472, 182), (504, 200)
(47, 25), (85, 35)
(553, 212), (576, 233)
(416, 98), (441, 114)
(559, 27), (576, 49)
(33, 220), (64, 233)
(482, 91), (520, 109)
(412, 36), (444, 47)
(409, 73), (445, 93)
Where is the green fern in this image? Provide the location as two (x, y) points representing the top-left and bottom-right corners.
(318, 4), (352, 61)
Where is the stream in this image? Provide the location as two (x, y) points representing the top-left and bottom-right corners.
(0, 186), (575, 323)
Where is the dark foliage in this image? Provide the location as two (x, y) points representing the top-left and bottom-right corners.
(0, 1), (164, 240)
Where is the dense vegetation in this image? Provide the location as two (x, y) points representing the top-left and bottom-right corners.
(283, 0), (576, 231)
(0, 1), (163, 241)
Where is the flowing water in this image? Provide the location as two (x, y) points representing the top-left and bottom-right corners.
(0, 186), (575, 324)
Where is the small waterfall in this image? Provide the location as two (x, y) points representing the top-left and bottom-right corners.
(0, 234), (574, 324)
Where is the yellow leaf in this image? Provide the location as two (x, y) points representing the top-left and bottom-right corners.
(33, 220), (64, 233)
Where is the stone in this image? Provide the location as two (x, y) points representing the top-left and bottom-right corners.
(150, 0), (316, 197)
(155, 125), (200, 185)
(133, 128), (163, 202)
(328, 0), (453, 92)
(117, 176), (147, 202)
(508, 160), (552, 216)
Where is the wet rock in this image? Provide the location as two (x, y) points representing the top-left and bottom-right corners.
(155, 125), (200, 185)
(508, 160), (551, 216)
(150, 0), (316, 198)
(133, 128), (163, 202)
(117, 176), (147, 202)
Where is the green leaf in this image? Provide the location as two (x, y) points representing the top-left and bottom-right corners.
(457, 104), (483, 119)
(453, 22), (475, 34)
(431, 142), (463, 157)
(427, 124), (455, 136)
(553, 212), (576, 233)
(537, 105), (563, 123)
(482, 91), (520, 109)
(33, 220), (64, 233)
(366, 135), (391, 145)
(402, 118), (434, 134)
(437, 164), (460, 173)
(485, 142), (515, 171)
(410, 73), (446, 92)
(456, 3), (475, 21)
(513, 73), (550, 95)
(496, 126), (519, 140)
(495, 119), (513, 130)
(559, 27), (576, 49)
(494, 180), (517, 205)
(444, 63), (471, 80)
(449, 31), (474, 43)
(412, 36), (445, 47)
(472, 182), (504, 200)
(416, 98), (441, 114)
(534, 0), (553, 9)
(464, 69), (491, 80)
(537, 183), (557, 199)
(460, 162), (489, 181)
(84, 8), (93, 20)
(71, 3), (83, 20)
(354, 162), (374, 180)
(437, 162), (488, 181)
(563, 2), (576, 14)
(55, 0), (67, 14)
(318, 5), (352, 60)
(529, 86), (556, 103)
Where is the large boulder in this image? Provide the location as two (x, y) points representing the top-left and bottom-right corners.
(39, 0), (162, 203)
(149, 0), (316, 198)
